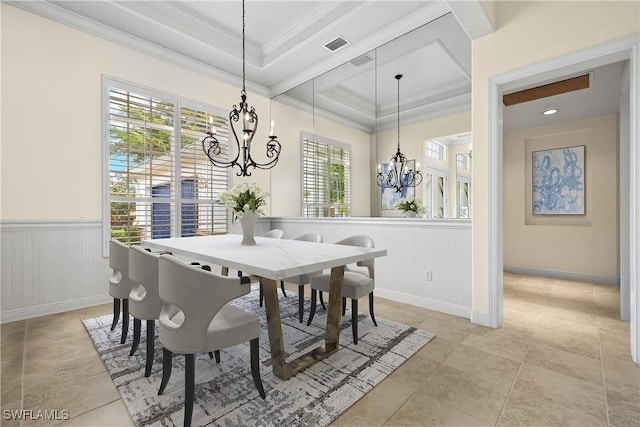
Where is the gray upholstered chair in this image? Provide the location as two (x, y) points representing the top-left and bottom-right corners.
(259, 229), (284, 239)
(109, 239), (133, 345)
(128, 246), (162, 377)
(308, 235), (377, 345)
(157, 255), (266, 427)
(279, 232), (324, 322)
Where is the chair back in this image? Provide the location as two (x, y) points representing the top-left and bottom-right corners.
(128, 246), (161, 320)
(294, 232), (323, 243)
(260, 229), (284, 239)
(158, 255), (252, 353)
(336, 235), (375, 279)
(109, 239), (132, 298)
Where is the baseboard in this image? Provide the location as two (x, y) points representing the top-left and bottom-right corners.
(504, 265), (619, 285)
(375, 289), (471, 319)
(1, 295), (112, 324)
(470, 311), (493, 328)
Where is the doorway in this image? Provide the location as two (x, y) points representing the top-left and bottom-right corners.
(487, 36), (639, 363)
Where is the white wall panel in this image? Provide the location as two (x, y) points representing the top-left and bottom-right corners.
(270, 217), (472, 318)
(1, 221), (110, 323)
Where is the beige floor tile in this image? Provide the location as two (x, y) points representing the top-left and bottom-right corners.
(22, 371), (120, 426)
(602, 354), (640, 398)
(387, 348), (440, 391)
(607, 388), (640, 427)
(504, 363), (607, 424)
(498, 399), (608, 427)
(379, 307), (431, 328)
(553, 278), (596, 292)
(331, 378), (414, 427)
(385, 393), (491, 427)
(442, 345), (520, 395)
(541, 304), (598, 327)
(419, 364), (510, 425)
(415, 317), (476, 344)
(535, 314), (600, 340)
(461, 330), (531, 362)
(24, 334), (102, 374)
(418, 337), (458, 363)
(54, 400), (134, 427)
(530, 327), (601, 360)
(524, 341), (603, 385)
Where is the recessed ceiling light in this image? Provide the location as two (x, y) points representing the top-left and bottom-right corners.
(543, 109), (558, 115)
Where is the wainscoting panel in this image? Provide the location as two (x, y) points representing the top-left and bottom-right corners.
(1, 221), (111, 323)
(269, 217), (472, 318)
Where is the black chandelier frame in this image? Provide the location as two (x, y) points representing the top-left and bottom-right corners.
(376, 74), (422, 193)
(202, 0), (281, 177)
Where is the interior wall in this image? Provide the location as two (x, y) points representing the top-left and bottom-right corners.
(375, 110), (471, 217)
(504, 113), (619, 281)
(0, 4), (272, 221)
(471, 0), (639, 318)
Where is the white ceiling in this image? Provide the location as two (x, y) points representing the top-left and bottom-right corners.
(9, 0), (625, 133)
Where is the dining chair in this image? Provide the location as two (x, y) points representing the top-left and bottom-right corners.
(128, 245), (162, 377)
(157, 254), (266, 427)
(308, 235), (377, 345)
(109, 239), (133, 345)
(278, 232), (323, 322)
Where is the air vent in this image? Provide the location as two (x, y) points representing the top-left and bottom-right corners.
(324, 36), (349, 52)
(350, 54), (373, 67)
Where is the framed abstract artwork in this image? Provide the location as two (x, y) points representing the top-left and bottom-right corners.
(380, 160), (416, 210)
(532, 145), (585, 215)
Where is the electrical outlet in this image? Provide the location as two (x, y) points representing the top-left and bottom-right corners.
(426, 270), (433, 281)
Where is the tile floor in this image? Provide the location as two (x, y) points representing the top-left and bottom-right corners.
(1, 273), (639, 426)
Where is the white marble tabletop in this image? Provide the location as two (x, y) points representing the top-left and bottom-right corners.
(142, 234), (387, 280)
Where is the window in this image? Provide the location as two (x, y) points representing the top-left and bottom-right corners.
(456, 153), (469, 170)
(302, 133), (351, 217)
(426, 140), (445, 161)
(104, 78), (229, 249)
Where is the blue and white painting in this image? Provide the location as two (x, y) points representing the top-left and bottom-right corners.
(380, 161), (415, 210)
(532, 145), (585, 215)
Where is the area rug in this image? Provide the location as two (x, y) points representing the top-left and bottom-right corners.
(84, 285), (434, 426)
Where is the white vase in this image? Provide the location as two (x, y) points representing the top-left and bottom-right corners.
(404, 211), (417, 218)
(239, 211), (258, 245)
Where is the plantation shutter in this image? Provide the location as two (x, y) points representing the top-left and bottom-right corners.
(302, 134), (351, 217)
(106, 80), (229, 246)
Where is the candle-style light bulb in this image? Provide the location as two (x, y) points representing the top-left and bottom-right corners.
(270, 120), (275, 137)
(208, 116), (213, 132)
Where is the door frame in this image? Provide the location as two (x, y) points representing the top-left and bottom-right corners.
(486, 34), (639, 363)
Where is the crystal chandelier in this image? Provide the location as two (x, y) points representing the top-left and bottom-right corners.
(376, 74), (422, 192)
(202, 0), (281, 177)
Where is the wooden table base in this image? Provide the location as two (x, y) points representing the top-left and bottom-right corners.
(261, 265), (345, 380)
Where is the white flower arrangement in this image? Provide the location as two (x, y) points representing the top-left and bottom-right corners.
(219, 182), (269, 221)
(394, 196), (426, 214)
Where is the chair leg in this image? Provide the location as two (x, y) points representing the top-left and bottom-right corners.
(214, 350), (221, 364)
(120, 299), (129, 345)
(130, 318), (141, 356)
(250, 338), (266, 399)
(319, 291), (326, 310)
(145, 320), (154, 377)
(307, 289), (317, 326)
(280, 281), (288, 297)
(369, 292), (378, 327)
(111, 298), (120, 330)
(342, 297), (347, 316)
(259, 279), (264, 307)
(158, 348), (173, 395)
(184, 354), (195, 427)
(298, 285), (304, 323)
(352, 298), (358, 345)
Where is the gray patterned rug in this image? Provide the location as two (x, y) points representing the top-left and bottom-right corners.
(84, 285), (434, 426)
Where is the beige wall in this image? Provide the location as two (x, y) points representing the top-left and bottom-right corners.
(375, 111), (471, 217)
(472, 1), (639, 315)
(504, 114), (619, 279)
(1, 4), (272, 220)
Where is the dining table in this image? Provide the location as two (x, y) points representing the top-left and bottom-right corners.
(143, 233), (387, 380)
